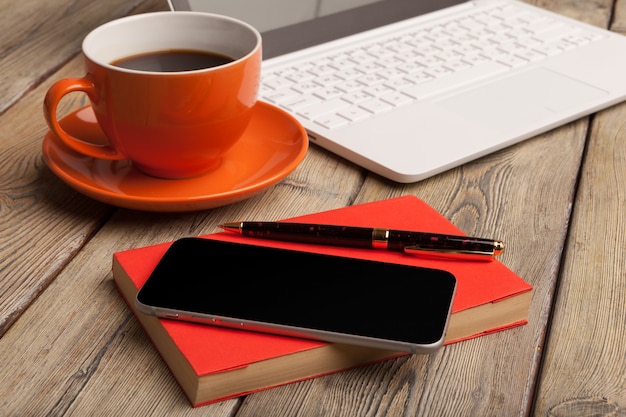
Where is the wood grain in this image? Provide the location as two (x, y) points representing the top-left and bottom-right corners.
(532, 93), (626, 417)
(531, 0), (626, 415)
(1, 0), (624, 415)
(0, 0), (168, 335)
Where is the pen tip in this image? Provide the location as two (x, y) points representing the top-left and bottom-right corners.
(218, 222), (243, 234)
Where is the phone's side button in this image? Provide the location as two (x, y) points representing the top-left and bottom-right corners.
(163, 313), (179, 319)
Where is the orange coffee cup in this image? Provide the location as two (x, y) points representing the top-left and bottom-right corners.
(44, 12), (262, 179)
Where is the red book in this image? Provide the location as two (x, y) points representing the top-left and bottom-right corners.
(113, 196), (532, 406)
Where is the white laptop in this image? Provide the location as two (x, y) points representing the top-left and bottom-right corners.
(168, 0), (626, 183)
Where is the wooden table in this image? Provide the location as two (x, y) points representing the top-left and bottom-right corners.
(1, 0), (625, 415)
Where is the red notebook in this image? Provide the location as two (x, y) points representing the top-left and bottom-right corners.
(113, 195), (532, 406)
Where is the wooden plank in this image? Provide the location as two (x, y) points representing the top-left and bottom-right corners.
(535, 0), (615, 27)
(532, 1), (626, 414)
(532, 46), (626, 417)
(0, 0), (168, 335)
(532, 99), (626, 417)
(616, 0), (626, 34)
(0, 54), (113, 336)
(0, 0), (162, 115)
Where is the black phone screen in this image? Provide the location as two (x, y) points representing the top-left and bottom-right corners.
(136, 238), (457, 350)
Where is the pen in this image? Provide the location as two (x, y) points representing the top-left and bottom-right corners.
(218, 222), (504, 258)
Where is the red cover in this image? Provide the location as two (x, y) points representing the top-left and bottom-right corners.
(114, 195), (532, 404)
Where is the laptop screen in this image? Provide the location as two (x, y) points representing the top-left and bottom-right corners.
(168, 0), (465, 58)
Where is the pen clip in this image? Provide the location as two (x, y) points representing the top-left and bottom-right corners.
(403, 245), (496, 260)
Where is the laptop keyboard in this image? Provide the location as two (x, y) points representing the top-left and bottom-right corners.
(260, 1), (604, 130)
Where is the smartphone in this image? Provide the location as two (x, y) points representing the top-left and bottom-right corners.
(136, 238), (457, 354)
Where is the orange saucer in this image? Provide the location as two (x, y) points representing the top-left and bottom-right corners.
(42, 103), (308, 212)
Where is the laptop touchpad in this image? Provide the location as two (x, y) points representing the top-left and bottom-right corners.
(434, 68), (607, 131)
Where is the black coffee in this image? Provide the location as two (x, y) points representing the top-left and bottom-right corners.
(111, 49), (234, 72)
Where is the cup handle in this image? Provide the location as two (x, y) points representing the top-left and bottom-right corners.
(43, 77), (126, 160)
